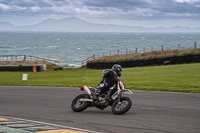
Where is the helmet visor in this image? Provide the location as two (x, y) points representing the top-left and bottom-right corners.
(117, 71), (122, 77)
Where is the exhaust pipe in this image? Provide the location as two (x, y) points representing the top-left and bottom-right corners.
(79, 98), (93, 102)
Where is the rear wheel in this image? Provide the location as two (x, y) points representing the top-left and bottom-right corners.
(71, 94), (90, 112)
(111, 97), (132, 115)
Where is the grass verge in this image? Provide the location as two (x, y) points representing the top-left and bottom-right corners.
(0, 63), (200, 93)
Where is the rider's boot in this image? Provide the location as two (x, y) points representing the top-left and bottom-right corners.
(105, 92), (111, 101)
(105, 89), (112, 100)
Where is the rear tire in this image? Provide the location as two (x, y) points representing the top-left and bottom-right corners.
(71, 94), (90, 112)
(111, 97), (132, 115)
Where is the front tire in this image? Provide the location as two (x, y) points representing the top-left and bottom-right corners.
(111, 97), (132, 115)
(71, 94), (90, 112)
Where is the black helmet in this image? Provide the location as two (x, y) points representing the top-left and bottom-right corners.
(112, 64), (123, 77)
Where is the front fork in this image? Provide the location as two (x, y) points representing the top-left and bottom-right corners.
(117, 82), (121, 104)
(117, 94), (121, 104)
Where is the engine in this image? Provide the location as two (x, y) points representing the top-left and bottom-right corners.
(95, 97), (109, 110)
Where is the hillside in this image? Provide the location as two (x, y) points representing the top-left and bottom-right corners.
(1, 17), (200, 32)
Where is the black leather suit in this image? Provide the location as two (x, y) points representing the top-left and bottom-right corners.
(96, 70), (118, 94)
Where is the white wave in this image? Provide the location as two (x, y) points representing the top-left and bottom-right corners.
(47, 46), (58, 49)
(62, 63), (81, 68)
(0, 45), (14, 49)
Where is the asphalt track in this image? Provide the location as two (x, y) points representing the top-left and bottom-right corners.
(0, 86), (200, 133)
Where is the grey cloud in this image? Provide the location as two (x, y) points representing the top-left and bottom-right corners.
(81, 0), (200, 19)
(0, 0), (200, 20)
(149, 0), (200, 20)
(153, 1), (200, 13)
(82, 0), (154, 12)
(0, 0), (36, 7)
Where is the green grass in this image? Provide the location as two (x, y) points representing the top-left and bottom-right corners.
(122, 63), (200, 93)
(1, 63), (200, 93)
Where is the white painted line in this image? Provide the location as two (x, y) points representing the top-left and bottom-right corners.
(0, 116), (100, 133)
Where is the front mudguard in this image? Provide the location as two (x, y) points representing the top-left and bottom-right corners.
(111, 89), (133, 101)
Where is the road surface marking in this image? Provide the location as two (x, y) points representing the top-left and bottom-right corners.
(0, 116), (99, 133)
(0, 125), (33, 133)
(36, 129), (87, 133)
(0, 118), (14, 121)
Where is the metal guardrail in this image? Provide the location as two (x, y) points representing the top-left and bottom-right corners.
(0, 55), (59, 65)
(81, 54), (95, 66)
(74, 54), (95, 66)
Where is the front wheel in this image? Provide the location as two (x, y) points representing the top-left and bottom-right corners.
(71, 94), (90, 112)
(111, 97), (132, 115)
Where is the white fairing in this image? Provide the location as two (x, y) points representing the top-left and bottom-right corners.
(122, 89), (133, 95)
(83, 86), (91, 95)
(119, 81), (125, 90)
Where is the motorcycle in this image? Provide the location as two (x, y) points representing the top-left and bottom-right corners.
(71, 79), (133, 114)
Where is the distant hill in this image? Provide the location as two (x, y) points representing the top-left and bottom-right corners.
(0, 22), (15, 31)
(0, 17), (200, 32)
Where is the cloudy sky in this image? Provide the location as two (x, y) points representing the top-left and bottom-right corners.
(0, 0), (200, 28)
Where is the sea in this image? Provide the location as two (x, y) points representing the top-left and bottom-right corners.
(0, 31), (200, 67)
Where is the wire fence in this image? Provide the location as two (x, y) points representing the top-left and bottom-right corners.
(0, 55), (59, 65)
(95, 42), (199, 58)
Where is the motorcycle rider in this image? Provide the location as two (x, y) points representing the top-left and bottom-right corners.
(92, 64), (123, 101)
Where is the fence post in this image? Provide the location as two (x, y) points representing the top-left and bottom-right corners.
(161, 45), (164, 52)
(117, 49), (119, 55)
(178, 44), (180, 50)
(143, 47), (145, 53)
(194, 42), (197, 49)
(135, 48), (137, 53)
(93, 54), (95, 59)
(24, 55), (26, 61)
